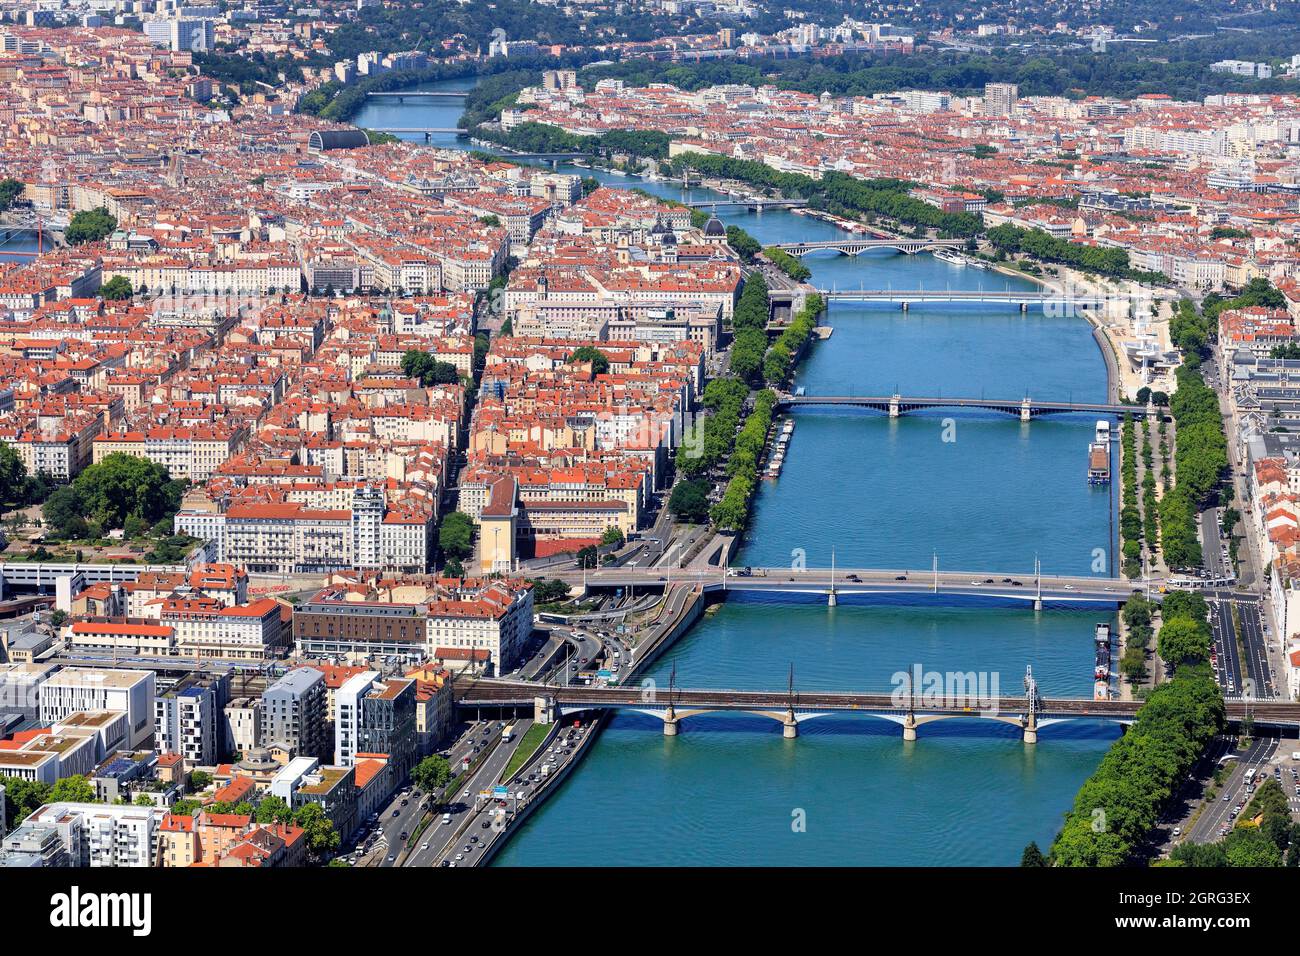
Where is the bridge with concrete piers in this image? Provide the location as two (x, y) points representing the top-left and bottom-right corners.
(364, 90), (468, 99)
(814, 289), (1110, 311)
(775, 238), (966, 256)
(368, 127), (467, 141)
(458, 677), (1300, 743)
(775, 392), (1157, 421)
(545, 563), (1155, 609)
(687, 199), (808, 212)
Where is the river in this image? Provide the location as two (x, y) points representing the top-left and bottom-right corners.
(356, 80), (1121, 866)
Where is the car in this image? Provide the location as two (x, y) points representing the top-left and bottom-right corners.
(983, 578), (995, 584)
(455, 854), (464, 862)
(894, 575), (907, 581)
(461, 790), (469, 798)
(442, 813), (452, 825)
(469, 835), (479, 843)
(420, 842), (430, 851)
(391, 809), (400, 817)
(440, 860), (450, 867)
(481, 821), (491, 829)
(1001, 578), (1012, 583)
(1172, 826), (1182, 836)
(464, 845), (473, 853)
(401, 798), (408, 806)
(1011, 580), (1023, 586)
(971, 580), (982, 586)
(1063, 584), (1076, 590)
(847, 573), (861, 582)
(399, 832), (409, 842)
(1223, 793), (1231, 801)
(387, 854), (396, 862)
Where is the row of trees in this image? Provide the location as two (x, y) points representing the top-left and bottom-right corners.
(1160, 359), (1229, 569)
(438, 511), (475, 578)
(762, 246), (811, 282)
(729, 275), (771, 386)
(1156, 590), (1212, 667)
(676, 376), (748, 478)
(671, 152), (979, 237)
(1043, 662), (1224, 866)
(763, 294), (823, 387)
(1171, 777), (1300, 867)
(1119, 415), (1143, 578)
(711, 390), (777, 532)
(1119, 594), (1155, 682)
(986, 223), (1167, 283)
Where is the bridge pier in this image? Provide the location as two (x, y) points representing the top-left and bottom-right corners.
(1032, 597), (1043, 612)
(827, 589), (837, 607)
(900, 301), (909, 312)
(888, 394), (901, 418)
(1022, 712), (1038, 745)
(902, 712), (917, 742)
(663, 704), (679, 736)
(783, 708), (798, 738)
(533, 696), (555, 725)
(1020, 302), (1028, 313)
(1019, 399), (1032, 422)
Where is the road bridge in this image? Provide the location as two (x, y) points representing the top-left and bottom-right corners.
(547, 564), (1153, 608)
(775, 238), (966, 256)
(775, 392), (1155, 421)
(364, 91), (468, 99)
(687, 199), (808, 211)
(457, 680), (1300, 742)
(815, 289), (1110, 311)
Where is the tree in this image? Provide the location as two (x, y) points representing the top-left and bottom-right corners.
(0, 443), (27, 510)
(71, 453), (183, 533)
(1020, 841), (1048, 867)
(64, 207), (117, 245)
(99, 276), (133, 300)
(567, 346), (609, 375)
(412, 755), (452, 793)
(254, 795), (294, 824)
(438, 511), (475, 560)
(42, 485), (88, 539)
(669, 479), (710, 523)
(189, 770), (213, 791)
(292, 802), (340, 857)
(48, 775), (96, 804)
(0, 775), (52, 821)
(529, 578), (570, 603)
(171, 798), (202, 817)
(576, 545), (598, 569)
(600, 526), (625, 548)
(400, 349), (460, 386)
(0, 177), (23, 212)
(1157, 617), (1209, 667)
(49, 609), (69, 629)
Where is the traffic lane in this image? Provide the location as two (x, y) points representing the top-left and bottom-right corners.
(1210, 600), (1242, 693)
(455, 722), (595, 867)
(413, 725), (530, 867)
(1200, 509), (1221, 578)
(1238, 602), (1274, 698)
(1187, 737), (1277, 845)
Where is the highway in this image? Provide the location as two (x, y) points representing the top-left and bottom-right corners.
(402, 720), (532, 868)
(1184, 736), (1278, 845)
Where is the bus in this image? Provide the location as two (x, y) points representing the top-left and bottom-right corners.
(1245, 768), (1257, 785)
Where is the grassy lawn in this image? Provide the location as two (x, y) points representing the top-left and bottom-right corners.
(500, 724), (551, 783)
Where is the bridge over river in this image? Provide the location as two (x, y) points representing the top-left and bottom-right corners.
(775, 392), (1156, 421)
(457, 679), (1300, 743)
(547, 564), (1156, 608)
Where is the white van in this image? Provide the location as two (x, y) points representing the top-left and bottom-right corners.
(441, 813), (452, 825)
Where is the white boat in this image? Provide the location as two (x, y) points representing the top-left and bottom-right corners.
(933, 249), (966, 266)
(1095, 420), (1111, 445)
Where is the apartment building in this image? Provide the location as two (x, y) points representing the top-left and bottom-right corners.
(261, 667), (327, 760)
(154, 671), (231, 766)
(38, 667), (155, 749)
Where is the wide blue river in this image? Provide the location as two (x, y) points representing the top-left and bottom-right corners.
(354, 83), (1121, 865)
